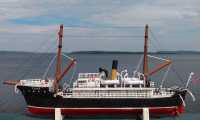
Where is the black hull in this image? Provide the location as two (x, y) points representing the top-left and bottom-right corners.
(17, 86), (187, 116)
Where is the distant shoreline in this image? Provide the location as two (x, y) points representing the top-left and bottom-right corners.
(70, 51), (200, 55)
(1, 50), (200, 55)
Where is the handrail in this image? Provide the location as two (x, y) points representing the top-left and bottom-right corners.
(62, 88), (174, 98)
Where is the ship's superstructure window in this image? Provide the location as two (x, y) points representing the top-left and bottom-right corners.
(108, 85), (114, 88)
(78, 80), (86, 83)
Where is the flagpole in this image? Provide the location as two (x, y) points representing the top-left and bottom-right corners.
(185, 72), (194, 88)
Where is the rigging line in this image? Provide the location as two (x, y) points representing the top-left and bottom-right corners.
(33, 39), (57, 77)
(148, 32), (159, 51)
(56, 53), (77, 85)
(171, 65), (185, 85)
(19, 32), (56, 80)
(149, 29), (161, 51)
(69, 64), (77, 86)
(62, 53), (74, 61)
(24, 43), (57, 79)
(31, 40), (57, 78)
(42, 55), (57, 80)
(135, 55), (143, 72)
(149, 29), (159, 44)
(160, 65), (171, 88)
(149, 29), (162, 47)
(61, 53), (76, 82)
(149, 38), (159, 52)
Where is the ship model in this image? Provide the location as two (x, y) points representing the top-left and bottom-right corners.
(3, 24), (195, 117)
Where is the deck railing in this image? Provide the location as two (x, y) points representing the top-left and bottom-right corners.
(62, 88), (174, 98)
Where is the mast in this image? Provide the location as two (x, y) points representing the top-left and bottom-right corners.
(53, 24), (76, 92)
(143, 24), (149, 86)
(54, 24), (64, 92)
(56, 24), (63, 80)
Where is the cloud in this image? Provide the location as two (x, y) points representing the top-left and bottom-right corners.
(89, 0), (200, 27)
(0, 24), (57, 33)
(0, 0), (200, 52)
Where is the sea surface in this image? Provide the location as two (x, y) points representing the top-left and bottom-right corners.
(0, 51), (200, 120)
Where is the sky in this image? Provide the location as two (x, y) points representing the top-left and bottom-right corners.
(0, 0), (200, 52)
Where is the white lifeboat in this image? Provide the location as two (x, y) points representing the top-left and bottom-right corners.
(100, 80), (120, 85)
(123, 77), (144, 85)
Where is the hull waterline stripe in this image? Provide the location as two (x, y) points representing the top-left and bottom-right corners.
(27, 105), (184, 116)
(27, 105), (178, 109)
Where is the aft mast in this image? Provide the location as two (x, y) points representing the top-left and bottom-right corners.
(143, 24), (149, 87)
(142, 24), (172, 87)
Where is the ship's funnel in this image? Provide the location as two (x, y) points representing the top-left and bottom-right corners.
(111, 60), (118, 80)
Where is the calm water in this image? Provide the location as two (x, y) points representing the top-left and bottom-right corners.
(0, 52), (200, 120)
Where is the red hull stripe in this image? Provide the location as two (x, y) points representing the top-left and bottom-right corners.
(27, 105), (184, 116)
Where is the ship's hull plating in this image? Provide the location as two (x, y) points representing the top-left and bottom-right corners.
(17, 86), (186, 116)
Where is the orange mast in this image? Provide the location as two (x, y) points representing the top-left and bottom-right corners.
(57, 59), (76, 81)
(54, 24), (64, 92)
(143, 24), (149, 86)
(53, 24), (76, 92)
(142, 24), (171, 83)
(149, 59), (172, 76)
(56, 24), (63, 80)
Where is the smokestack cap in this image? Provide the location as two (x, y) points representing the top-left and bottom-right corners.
(112, 60), (118, 69)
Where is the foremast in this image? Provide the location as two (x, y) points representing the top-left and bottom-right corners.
(53, 24), (76, 92)
(53, 24), (63, 92)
